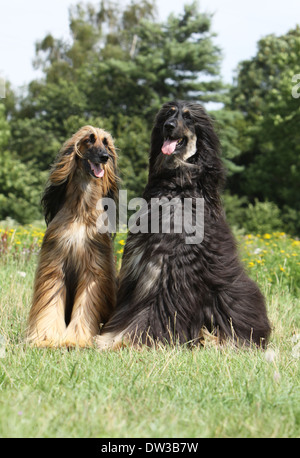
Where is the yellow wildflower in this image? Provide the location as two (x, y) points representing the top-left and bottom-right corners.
(263, 233), (271, 239)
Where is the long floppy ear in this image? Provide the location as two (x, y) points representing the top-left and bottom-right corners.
(102, 134), (119, 203)
(41, 139), (77, 225)
(148, 103), (170, 175)
(49, 138), (78, 184)
(195, 112), (225, 215)
(149, 124), (163, 175)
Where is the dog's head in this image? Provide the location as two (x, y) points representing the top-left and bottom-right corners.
(50, 125), (118, 190)
(43, 126), (119, 225)
(161, 103), (197, 160)
(150, 100), (222, 175)
(75, 127), (117, 181)
(148, 101), (225, 213)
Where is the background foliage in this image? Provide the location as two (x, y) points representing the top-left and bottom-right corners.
(0, 0), (299, 234)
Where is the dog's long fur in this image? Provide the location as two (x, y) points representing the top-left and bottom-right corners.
(27, 126), (118, 347)
(96, 101), (271, 350)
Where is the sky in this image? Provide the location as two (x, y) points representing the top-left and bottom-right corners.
(0, 0), (299, 91)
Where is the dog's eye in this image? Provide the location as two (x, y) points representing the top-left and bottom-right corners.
(183, 111), (191, 120)
(103, 137), (113, 152)
(89, 133), (96, 143)
(83, 133), (96, 145)
(166, 108), (176, 117)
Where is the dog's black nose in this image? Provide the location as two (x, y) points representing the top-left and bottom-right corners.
(164, 119), (176, 131)
(100, 152), (109, 163)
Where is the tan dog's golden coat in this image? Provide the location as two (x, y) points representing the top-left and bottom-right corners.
(27, 126), (118, 347)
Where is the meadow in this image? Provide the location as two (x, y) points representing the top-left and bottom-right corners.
(0, 224), (299, 438)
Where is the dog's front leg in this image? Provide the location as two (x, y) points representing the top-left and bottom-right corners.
(27, 260), (67, 347)
(62, 269), (113, 347)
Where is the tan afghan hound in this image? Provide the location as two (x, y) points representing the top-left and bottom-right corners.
(27, 126), (118, 347)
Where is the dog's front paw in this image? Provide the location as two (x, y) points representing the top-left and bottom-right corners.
(61, 337), (93, 348)
(94, 332), (130, 351)
(28, 338), (61, 348)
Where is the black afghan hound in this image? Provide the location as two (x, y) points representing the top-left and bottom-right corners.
(96, 101), (271, 350)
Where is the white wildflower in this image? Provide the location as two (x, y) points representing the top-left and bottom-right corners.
(265, 348), (276, 363)
(17, 271), (26, 278)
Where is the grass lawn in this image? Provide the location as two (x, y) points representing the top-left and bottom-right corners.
(0, 225), (299, 438)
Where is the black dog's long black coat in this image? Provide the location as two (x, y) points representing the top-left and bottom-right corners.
(96, 101), (271, 349)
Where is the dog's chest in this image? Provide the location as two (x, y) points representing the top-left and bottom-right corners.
(60, 221), (88, 253)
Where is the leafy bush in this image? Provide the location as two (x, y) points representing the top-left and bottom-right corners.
(243, 199), (282, 234)
(222, 193), (248, 229)
(0, 151), (46, 224)
(223, 194), (283, 234)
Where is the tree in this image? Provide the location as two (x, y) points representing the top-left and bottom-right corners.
(0, 104), (46, 223)
(229, 28), (300, 207)
(211, 108), (245, 176)
(0, 104), (10, 150)
(9, 0), (224, 201)
(228, 27), (300, 234)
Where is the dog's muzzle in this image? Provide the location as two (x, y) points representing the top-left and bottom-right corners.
(87, 150), (109, 178)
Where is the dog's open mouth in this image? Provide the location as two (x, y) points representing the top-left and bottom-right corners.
(161, 137), (187, 155)
(88, 160), (105, 178)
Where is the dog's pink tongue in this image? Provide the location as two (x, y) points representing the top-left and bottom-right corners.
(162, 139), (177, 155)
(91, 162), (104, 178)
